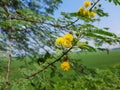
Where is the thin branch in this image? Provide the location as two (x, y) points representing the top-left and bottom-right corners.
(3, 4), (11, 14)
(24, 46), (73, 79)
(13, 46), (73, 84)
(4, 5), (11, 15)
(62, 18), (79, 28)
(4, 37), (12, 90)
(11, 17), (40, 23)
(90, 0), (100, 11)
(10, 16), (64, 27)
(10, 16), (77, 29)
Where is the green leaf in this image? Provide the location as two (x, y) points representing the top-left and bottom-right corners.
(107, 0), (120, 5)
(85, 32), (106, 40)
(61, 12), (71, 19)
(96, 9), (109, 17)
(84, 45), (96, 52)
(0, 20), (33, 29)
(93, 29), (117, 37)
(44, 51), (51, 59)
(108, 0), (112, 2)
(70, 12), (78, 17)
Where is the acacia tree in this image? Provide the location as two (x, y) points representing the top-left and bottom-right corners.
(0, 0), (63, 89)
(0, 0), (120, 89)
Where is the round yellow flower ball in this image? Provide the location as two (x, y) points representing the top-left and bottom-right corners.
(90, 11), (96, 18)
(63, 40), (72, 48)
(63, 33), (73, 42)
(61, 61), (70, 71)
(84, 1), (91, 8)
(83, 10), (90, 17)
(78, 7), (84, 15)
(55, 37), (65, 46)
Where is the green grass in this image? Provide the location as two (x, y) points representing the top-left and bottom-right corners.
(69, 50), (120, 68)
(0, 50), (120, 79)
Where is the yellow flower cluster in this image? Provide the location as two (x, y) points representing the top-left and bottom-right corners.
(78, 1), (96, 18)
(84, 1), (91, 8)
(55, 33), (73, 48)
(61, 61), (70, 71)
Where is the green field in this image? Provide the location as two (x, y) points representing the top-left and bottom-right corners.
(0, 50), (120, 73)
(0, 50), (120, 77)
(70, 50), (120, 68)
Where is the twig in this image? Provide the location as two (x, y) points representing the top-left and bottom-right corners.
(89, 0), (100, 11)
(62, 18), (79, 28)
(4, 37), (12, 90)
(3, 4), (11, 14)
(13, 46), (73, 84)
(11, 16), (40, 23)
(24, 46), (73, 79)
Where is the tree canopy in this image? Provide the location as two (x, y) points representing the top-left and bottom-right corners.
(0, 0), (120, 56)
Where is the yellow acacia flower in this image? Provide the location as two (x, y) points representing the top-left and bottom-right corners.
(90, 11), (96, 18)
(63, 40), (72, 48)
(78, 7), (84, 15)
(83, 10), (90, 17)
(55, 33), (74, 48)
(61, 61), (70, 71)
(63, 33), (73, 42)
(55, 37), (65, 46)
(84, 1), (91, 8)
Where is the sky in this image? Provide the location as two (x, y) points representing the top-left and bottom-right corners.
(54, 0), (120, 35)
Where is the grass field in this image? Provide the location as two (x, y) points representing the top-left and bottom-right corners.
(0, 50), (120, 70)
(70, 50), (120, 68)
(0, 50), (120, 77)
